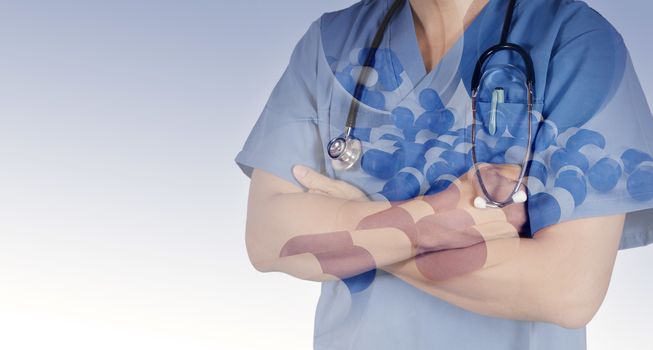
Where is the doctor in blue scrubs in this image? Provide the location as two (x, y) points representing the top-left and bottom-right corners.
(235, 0), (653, 348)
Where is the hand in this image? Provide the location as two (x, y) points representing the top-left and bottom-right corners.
(291, 162), (529, 236)
(292, 165), (370, 202)
(450, 162), (529, 233)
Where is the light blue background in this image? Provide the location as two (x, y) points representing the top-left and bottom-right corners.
(0, 1), (650, 349)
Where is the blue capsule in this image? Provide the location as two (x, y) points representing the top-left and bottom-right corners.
(527, 159), (548, 185)
(627, 165), (653, 202)
(440, 150), (468, 176)
(361, 149), (399, 179)
(565, 129), (606, 152)
(342, 269), (376, 294)
(588, 157), (622, 192)
(379, 133), (404, 142)
(394, 142), (427, 170)
(550, 149), (590, 173)
(401, 126), (419, 142)
(528, 192), (562, 234)
(473, 139), (492, 162)
(360, 88), (385, 110)
(392, 107), (414, 130)
(380, 172), (422, 201)
(423, 138), (453, 150)
(554, 169), (587, 206)
(415, 110), (454, 135)
(425, 161), (455, 184)
(419, 88), (444, 111)
(621, 148), (653, 174)
(433, 109), (455, 134)
(534, 121), (557, 152)
(414, 111), (435, 131)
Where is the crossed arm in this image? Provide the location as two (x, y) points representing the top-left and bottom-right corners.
(244, 165), (625, 328)
(246, 163), (525, 280)
(383, 213), (624, 329)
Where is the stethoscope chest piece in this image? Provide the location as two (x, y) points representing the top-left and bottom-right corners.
(328, 136), (362, 171)
(473, 189), (527, 209)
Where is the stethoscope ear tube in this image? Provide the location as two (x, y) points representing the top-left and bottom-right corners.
(328, 0), (538, 211)
(469, 30), (537, 207)
(471, 43), (536, 92)
(328, 0), (405, 170)
(344, 0), (405, 131)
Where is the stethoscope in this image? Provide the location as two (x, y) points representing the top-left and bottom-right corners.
(327, 0), (535, 209)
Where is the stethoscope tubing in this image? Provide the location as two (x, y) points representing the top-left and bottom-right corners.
(330, 0), (537, 208)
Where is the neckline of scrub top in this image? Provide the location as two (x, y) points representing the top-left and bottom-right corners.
(388, 0), (504, 99)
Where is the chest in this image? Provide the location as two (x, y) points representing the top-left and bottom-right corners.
(315, 22), (551, 202)
(315, 47), (479, 201)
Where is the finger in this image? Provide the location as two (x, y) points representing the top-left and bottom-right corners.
(307, 188), (322, 194)
(293, 165), (336, 193)
(294, 164), (367, 200)
(311, 185), (359, 200)
(308, 188), (331, 196)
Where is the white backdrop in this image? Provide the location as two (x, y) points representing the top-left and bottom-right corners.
(0, 1), (650, 349)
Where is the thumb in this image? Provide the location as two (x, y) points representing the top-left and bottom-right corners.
(292, 165), (333, 192)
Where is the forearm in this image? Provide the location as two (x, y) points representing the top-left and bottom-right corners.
(247, 166), (526, 283)
(249, 188), (517, 282)
(383, 215), (623, 328)
(383, 237), (548, 321)
(247, 189), (411, 281)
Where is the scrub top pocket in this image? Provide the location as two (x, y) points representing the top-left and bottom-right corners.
(473, 100), (535, 165)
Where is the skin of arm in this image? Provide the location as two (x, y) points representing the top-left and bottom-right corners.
(293, 167), (626, 329)
(244, 164), (526, 282)
(245, 168), (394, 281)
(384, 214), (624, 329)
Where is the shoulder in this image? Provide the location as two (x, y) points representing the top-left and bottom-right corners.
(318, 0), (389, 61)
(530, 1), (630, 133)
(285, 15), (324, 73)
(320, 0), (383, 28)
(289, 0), (382, 65)
(524, 0), (624, 49)
(558, 1), (623, 45)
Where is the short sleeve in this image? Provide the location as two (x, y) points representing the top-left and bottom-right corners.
(524, 7), (653, 249)
(234, 19), (325, 188)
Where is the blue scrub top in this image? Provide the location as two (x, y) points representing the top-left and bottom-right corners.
(235, 0), (653, 348)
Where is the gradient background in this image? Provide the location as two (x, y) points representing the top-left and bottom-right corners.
(0, 1), (650, 349)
